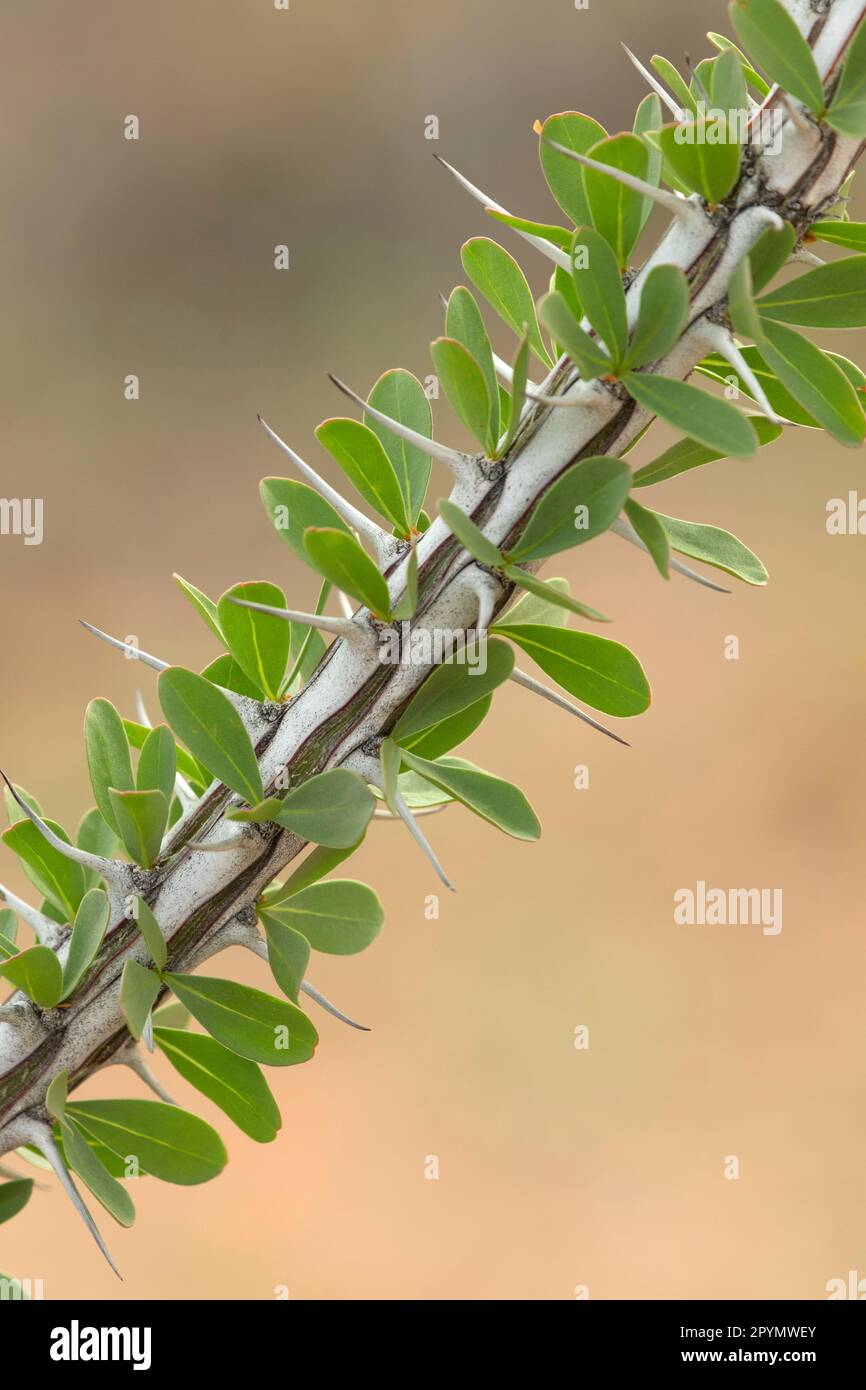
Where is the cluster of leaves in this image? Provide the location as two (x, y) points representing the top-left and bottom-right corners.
(4, 0), (866, 1258)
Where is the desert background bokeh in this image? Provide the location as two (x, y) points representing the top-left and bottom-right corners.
(2, 0), (865, 1301)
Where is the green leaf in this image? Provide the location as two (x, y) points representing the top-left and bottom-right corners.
(265, 841), (363, 902)
(201, 653), (266, 702)
(45, 1070), (68, 1119)
(153, 1000), (190, 1029)
(445, 286), (500, 451)
(66, 1099), (228, 1186)
(261, 880), (383, 956)
(260, 477), (352, 565)
(728, 255), (765, 342)
(438, 498), (503, 567)
(216, 581), (290, 701)
(0, 908), (17, 947)
(379, 737), (401, 816)
(827, 16), (866, 135)
(583, 133), (651, 269)
(0, 1179), (34, 1226)
(730, 0), (825, 115)
(508, 456), (631, 562)
(485, 208), (573, 250)
(633, 94), (663, 235)
(58, 1115), (135, 1227)
(123, 721), (207, 794)
(707, 31), (770, 95)
(120, 960), (161, 1040)
(392, 542), (419, 622)
(756, 320), (865, 446)
(538, 111), (607, 228)
(398, 752), (540, 841)
(4, 784), (42, 825)
(259, 914), (310, 1002)
(460, 237), (552, 366)
(655, 121), (741, 205)
(154, 1027), (281, 1143)
(810, 221), (866, 253)
(303, 527), (392, 619)
(502, 567), (608, 622)
(657, 512), (768, 584)
(136, 725), (177, 808)
(632, 417), (781, 487)
(108, 788), (168, 870)
(711, 44), (750, 117)
(173, 574), (223, 643)
(1, 820), (86, 921)
(622, 372), (758, 457)
(393, 638), (514, 744)
(570, 227), (628, 365)
(651, 55), (698, 114)
(497, 334), (531, 458)
(163, 973), (317, 1067)
(61, 889), (110, 999)
(315, 418), (409, 532)
(748, 221), (796, 293)
(232, 768), (375, 849)
(624, 497), (670, 578)
(397, 694), (492, 761)
(536, 291), (612, 380)
(501, 578), (571, 627)
(491, 624), (651, 717)
(131, 897), (167, 971)
(84, 698), (134, 837)
(158, 667), (264, 806)
(757, 255), (866, 327)
(365, 369), (432, 524)
(430, 337), (494, 453)
(625, 265), (690, 369)
(0, 946), (62, 1008)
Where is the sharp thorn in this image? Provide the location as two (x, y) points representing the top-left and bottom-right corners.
(0, 774), (128, 883)
(299, 980), (370, 1031)
(225, 597), (365, 643)
(121, 1048), (177, 1102)
(509, 668), (630, 744)
(611, 517), (731, 593)
(432, 153), (572, 270)
(326, 374), (475, 476)
(0, 883), (65, 945)
(336, 589), (355, 619)
(621, 44), (684, 118)
(79, 621), (168, 672)
(701, 323), (788, 425)
(393, 789), (456, 892)
(134, 691), (152, 728)
(21, 1120), (122, 1280)
(544, 139), (701, 222)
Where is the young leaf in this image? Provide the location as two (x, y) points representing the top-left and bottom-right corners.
(657, 513), (768, 583)
(632, 417), (781, 487)
(84, 698), (134, 836)
(259, 913), (310, 1002)
(108, 788), (169, 870)
(438, 499), (504, 567)
(537, 111), (607, 227)
(502, 567), (609, 622)
(66, 1099), (227, 1185)
(625, 265), (690, 369)
(398, 752), (541, 841)
(46, 1069), (68, 1119)
(757, 255), (866, 328)
(393, 638), (514, 744)
(162, 973), (318, 1067)
(233, 768), (375, 848)
(651, 55), (698, 114)
(756, 320), (866, 446)
(173, 575), (224, 643)
(0, 1179), (34, 1226)
(497, 334), (531, 458)
(120, 960), (161, 1040)
(730, 0), (825, 114)
(536, 292), (612, 380)
(656, 121), (741, 205)
(624, 497), (670, 578)
(365, 369), (432, 524)
(1, 820), (86, 921)
(136, 725), (177, 806)
(707, 30), (770, 95)
(158, 667), (265, 806)
(486, 208), (573, 250)
(491, 624), (651, 716)
(711, 44), (749, 118)
(445, 286), (500, 450)
(749, 221), (796, 293)
(202, 654), (269, 702)
(216, 582), (290, 701)
(132, 897), (167, 972)
(633, 93), (663, 235)
(58, 1117), (135, 1227)
(508, 456), (631, 562)
(260, 880), (384, 956)
(315, 418), (409, 532)
(827, 18), (866, 136)
(303, 527), (392, 619)
(0, 946), (63, 1008)
(430, 337), (494, 453)
(153, 1027), (281, 1143)
(570, 227), (628, 365)
(123, 721), (207, 794)
(622, 372), (758, 457)
(460, 237), (552, 366)
(810, 221), (866, 253)
(728, 256), (765, 342)
(260, 477), (352, 564)
(583, 132), (651, 269)
(61, 888), (110, 999)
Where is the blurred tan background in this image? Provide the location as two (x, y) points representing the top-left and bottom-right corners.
(2, 0), (865, 1301)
